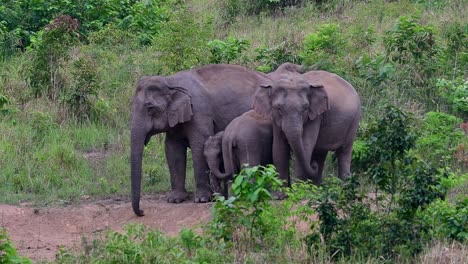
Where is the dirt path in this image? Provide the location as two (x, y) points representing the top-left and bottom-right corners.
(0, 195), (213, 262)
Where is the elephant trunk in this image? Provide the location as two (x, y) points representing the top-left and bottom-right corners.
(283, 122), (319, 184)
(131, 125), (147, 216)
(209, 158), (231, 180)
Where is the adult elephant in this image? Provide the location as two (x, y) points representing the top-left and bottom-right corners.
(253, 64), (361, 186)
(131, 64), (268, 216)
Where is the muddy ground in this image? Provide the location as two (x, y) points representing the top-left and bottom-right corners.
(0, 195), (212, 262)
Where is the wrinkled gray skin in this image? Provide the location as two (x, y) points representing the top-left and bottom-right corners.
(131, 64), (269, 216)
(203, 110), (273, 196)
(253, 63), (361, 187)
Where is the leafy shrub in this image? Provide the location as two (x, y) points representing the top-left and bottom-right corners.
(354, 105), (416, 194)
(415, 111), (464, 165)
(61, 56), (99, 123)
(28, 15), (80, 100)
(0, 0), (180, 52)
(436, 78), (468, 116)
(208, 36), (250, 64)
(0, 94), (18, 116)
(210, 165), (283, 243)
(420, 175), (468, 242)
(383, 15), (439, 94)
(441, 22), (467, 77)
(56, 223), (227, 263)
(354, 54), (396, 86)
(384, 15), (437, 65)
(152, 7), (212, 73)
(120, 0), (178, 46)
(350, 25), (376, 51)
(300, 23), (345, 71)
(0, 228), (31, 264)
(254, 40), (302, 72)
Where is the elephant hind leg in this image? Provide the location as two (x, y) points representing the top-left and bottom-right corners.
(336, 144), (353, 180)
(310, 150), (327, 184)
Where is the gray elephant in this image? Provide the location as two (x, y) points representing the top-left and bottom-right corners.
(131, 64), (269, 216)
(203, 110), (273, 196)
(253, 64), (361, 186)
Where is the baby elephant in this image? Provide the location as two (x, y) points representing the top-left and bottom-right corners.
(204, 110), (273, 196)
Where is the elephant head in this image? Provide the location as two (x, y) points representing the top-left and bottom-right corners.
(203, 132), (230, 180)
(131, 76), (193, 216)
(252, 75), (328, 181)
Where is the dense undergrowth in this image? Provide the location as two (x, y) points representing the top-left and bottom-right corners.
(0, 0), (467, 263)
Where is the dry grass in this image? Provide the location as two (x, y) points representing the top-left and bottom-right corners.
(418, 240), (468, 264)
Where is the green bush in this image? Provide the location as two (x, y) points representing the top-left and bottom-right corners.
(300, 23), (345, 71)
(28, 15), (79, 100)
(210, 165), (283, 243)
(208, 36), (250, 64)
(56, 223), (227, 263)
(61, 55), (99, 123)
(152, 7), (212, 73)
(254, 40), (302, 73)
(436, 78), (468, 116)
(0, 228), (31, 264)
(354, 54), (396, 86)
(415, 111), (464, 165)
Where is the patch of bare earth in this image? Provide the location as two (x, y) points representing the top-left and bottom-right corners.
(0, 195), (212, 262)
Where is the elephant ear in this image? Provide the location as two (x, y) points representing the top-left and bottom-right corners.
(167, 86), (193, 127)
(308, 83), (329, 121)
(252, 82), (273, 118)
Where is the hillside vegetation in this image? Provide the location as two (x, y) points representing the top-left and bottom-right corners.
(0, 0), (467, 263)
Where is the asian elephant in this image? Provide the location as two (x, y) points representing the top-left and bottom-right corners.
(253, 64), (361, 186)
(203, 110), (273, 196)
(131, 64), (269, 216)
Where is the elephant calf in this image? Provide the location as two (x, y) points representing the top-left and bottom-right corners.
(203, 110), (273, 196)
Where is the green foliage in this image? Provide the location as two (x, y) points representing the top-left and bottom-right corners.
(354, 54), (396, 86)
(301, 23), (345, 71)
(420, 172), (468, 242)
(436, 78), (468, 115)
(208, 36), (250, 64)
(152, 7), (212, 73)
(355, 105), (416, 193)
(28, 15), (80, 100)
(0, 93), (18, 117)
(210, 165), (283, 243)
(384, 15), (437, 65)
(415, 111), (464, 165)
(254, 40), (302, 72)
(0, 0), (178, 50)
(222, 0), (304, 19)
(350, 25), (376, 51)
(121, 0), (178, 46)
(61, 56), (100, 123)
(383, 15), (440, 94)
(56, 223), (227, 263)
(0, 228), (31, 264)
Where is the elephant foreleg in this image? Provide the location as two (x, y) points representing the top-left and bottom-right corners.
(165, 135), (189, 203)
(191, 142), (213, 202)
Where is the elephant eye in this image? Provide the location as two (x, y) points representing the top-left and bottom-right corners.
(274, 105), (283, 115)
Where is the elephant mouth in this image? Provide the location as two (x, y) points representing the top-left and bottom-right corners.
(147, 106), (164, 116)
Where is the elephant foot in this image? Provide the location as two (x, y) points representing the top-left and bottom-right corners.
(194, 188), (213, 203)
(167, 189), (190, 204)
(272, 191), (288, 200)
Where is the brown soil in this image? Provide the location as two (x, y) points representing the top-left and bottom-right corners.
(0, 195), (212, 263)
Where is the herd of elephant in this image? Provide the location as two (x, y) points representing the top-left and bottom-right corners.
(130, 63), (361, 216)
